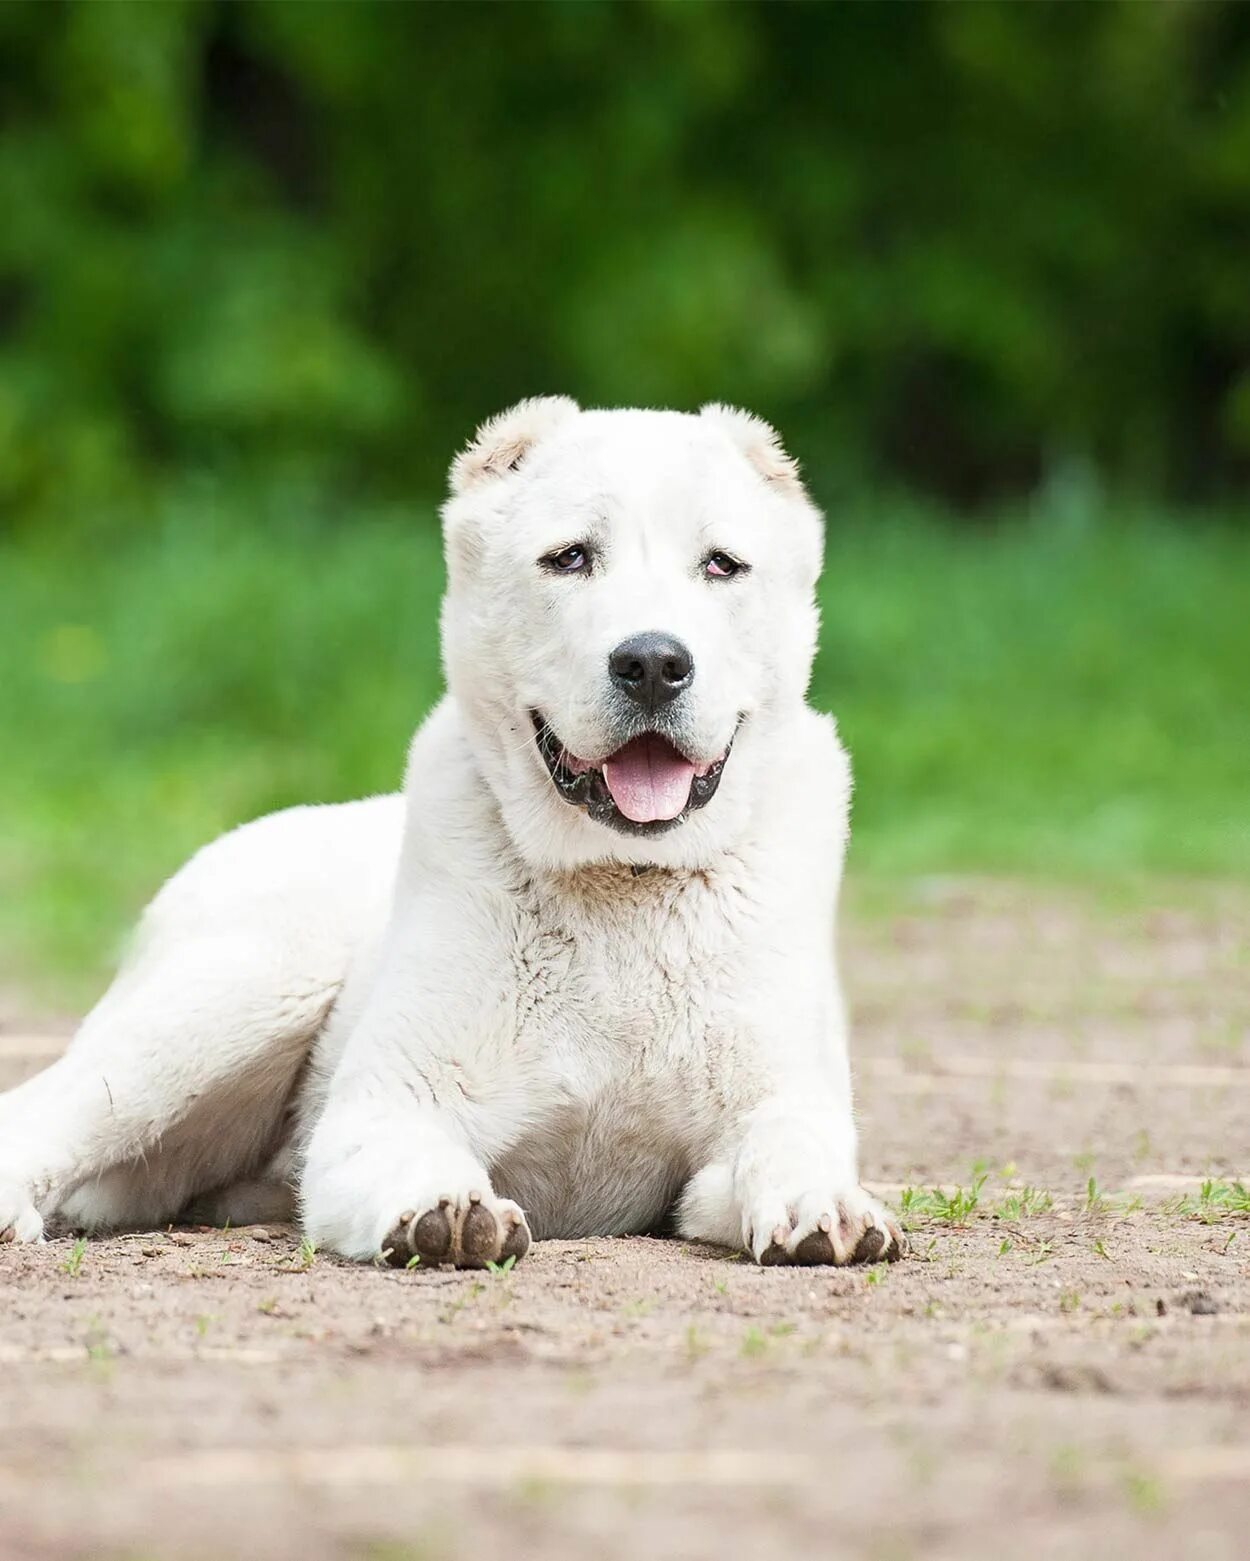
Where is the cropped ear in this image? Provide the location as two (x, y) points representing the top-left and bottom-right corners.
(450, 396), (580, 494)
(699, 403), (807, 498)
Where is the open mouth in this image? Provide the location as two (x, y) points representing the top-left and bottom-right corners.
(530, 713), (733, 835)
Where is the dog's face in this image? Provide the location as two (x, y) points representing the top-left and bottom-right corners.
(441, 399), (825, 870)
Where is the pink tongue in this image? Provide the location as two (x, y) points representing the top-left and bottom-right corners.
(602, 734), (697, 824)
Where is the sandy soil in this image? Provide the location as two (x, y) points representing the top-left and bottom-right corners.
(1, 879), (1247, 1560)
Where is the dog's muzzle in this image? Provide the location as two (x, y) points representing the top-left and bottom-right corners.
(530, 712), (734, 836)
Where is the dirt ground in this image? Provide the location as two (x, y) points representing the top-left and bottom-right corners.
(2, 879), (1248, 1561)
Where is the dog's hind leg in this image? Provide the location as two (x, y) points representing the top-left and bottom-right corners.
(0, 936), (337, 1240)
(0, 797), (402, 1244)
(178, 1141), (301, 1229)
(64, 1142), (300, 1233)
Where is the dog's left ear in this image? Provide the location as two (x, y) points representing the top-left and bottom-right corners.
(450, 396), (580, 494)
(699, 404), (807, 498)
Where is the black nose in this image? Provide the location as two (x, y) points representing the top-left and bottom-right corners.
(609, 632), (694, 710)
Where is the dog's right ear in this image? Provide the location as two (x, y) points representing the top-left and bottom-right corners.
(699, 403), (808, 498)
(450, 396), (580, 494)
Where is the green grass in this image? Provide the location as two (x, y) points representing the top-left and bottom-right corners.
(898, 1173), (989, 1228)
(821, 502), (1250, 877)
(1170, 1179), (1250, 1222)
(2, 491), (1247, 1001)
(61, 1236), (88, 1278)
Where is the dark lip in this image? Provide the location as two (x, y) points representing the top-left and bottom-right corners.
(529, 711), (735, 837)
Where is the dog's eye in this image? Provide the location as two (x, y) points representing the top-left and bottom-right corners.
(704, 551), (746, 580)
(541, 544), (591, 575)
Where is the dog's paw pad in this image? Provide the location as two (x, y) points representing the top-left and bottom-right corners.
(748, 1187), (904, 1268)
(382, 1194), (530, 1270)
(461, 1199), (501, 1262)
(792, 1227), (838, 1265)
(412, 1202), (455, 1263)
(382, 1204), (453, 1268)
(500, 1211), (530, 1264)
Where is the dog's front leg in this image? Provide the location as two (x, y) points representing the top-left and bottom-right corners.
(678, 1096), (905, 1266)
(302, 1066), (529, 1269)
(300, 899), (531, 1269)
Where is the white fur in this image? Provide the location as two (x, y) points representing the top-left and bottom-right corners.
(0, 401), (902, 1268)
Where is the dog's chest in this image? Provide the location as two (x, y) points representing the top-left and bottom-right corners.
(512, 865), (751, 1068)
(490, 866), (766, 1237)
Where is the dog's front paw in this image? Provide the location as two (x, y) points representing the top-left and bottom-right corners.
(0, 1179), (44, 1244)
(381, 1190), (530, 1270)
(746, 1184), (905, 1267)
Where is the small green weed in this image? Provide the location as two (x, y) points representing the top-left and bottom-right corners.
(1185, 1180), (1250, 1222)
(898, 1171), (987, 1228)
(740, 1326), (768, 1359)
(995, 1186), (1053, 1220)
(61, 1237), (87, 1278)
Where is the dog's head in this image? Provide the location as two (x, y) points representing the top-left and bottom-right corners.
(440, 398), (824, 870)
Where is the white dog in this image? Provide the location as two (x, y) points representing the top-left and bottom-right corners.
(0, 399), (903, 1269)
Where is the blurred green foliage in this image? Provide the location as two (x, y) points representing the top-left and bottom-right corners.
(4, 0), (1250, 527)
(3, 2), (1249, 998)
